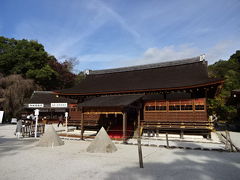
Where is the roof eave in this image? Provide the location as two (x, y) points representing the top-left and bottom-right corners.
(55, 79), (224, 96)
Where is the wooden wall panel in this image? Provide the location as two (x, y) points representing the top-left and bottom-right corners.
(144, 111), (208, 122)
(83, 114), (101, 121)
(69, 111), (81, 121)
(84, 107), (122, 113)
(144, 98), (208, 124)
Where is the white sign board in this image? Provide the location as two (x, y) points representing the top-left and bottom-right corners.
(28, 104), (44, 108)
(51, 103), (68, 108)
(0, 111), (4, 124)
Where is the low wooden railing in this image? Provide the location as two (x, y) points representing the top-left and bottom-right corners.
(67, 119), (99, 128)
(22, 124), (45, 137)
(143, 120), (213, 130)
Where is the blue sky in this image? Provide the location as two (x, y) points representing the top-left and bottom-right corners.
(1, 0), (240, 72)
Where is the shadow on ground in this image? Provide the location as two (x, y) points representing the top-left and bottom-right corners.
(105, 148), (240, 180)
(0, 136), (37, 157)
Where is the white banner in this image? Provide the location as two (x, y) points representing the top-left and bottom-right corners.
(0, 111), (4, 124)
(51, 103), (68, 108)
(28, 104), (44, 108)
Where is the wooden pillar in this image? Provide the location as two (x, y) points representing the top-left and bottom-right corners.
(180, 130), (184, 139)
(166, 132), (169, 148)
(81, 108), (84, 140)
(226, 130), (234, 152)
(123, 112), (127, 143)
(138, 110), (144, 168)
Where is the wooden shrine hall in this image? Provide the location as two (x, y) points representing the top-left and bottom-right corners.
(55, 56), (224, 140)
(24, 91), (77, 123)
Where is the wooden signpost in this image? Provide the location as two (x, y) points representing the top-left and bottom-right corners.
(166, 133), (169, 148)
(138, 110), (144, 168)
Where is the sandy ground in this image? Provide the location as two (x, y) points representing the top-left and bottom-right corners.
(229, 132), (240, 148)
(55, 124), (225, 150)
(216, 131), (240, 151)
(1, 124), (240, 180)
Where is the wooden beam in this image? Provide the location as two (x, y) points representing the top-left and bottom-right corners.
(123, 112), (127, 143)
(83, 111), (123, 115)
(138, 110), (144, 168)
(180, 130), (184, 139)
(81, 108), (84, 140)
(166, 133), (169, 148)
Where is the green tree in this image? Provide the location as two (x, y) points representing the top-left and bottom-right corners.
(75, 71), (86, 85)
(48, 56), (76, 90)
(0, 37), (49, 75)
(0, 36), (77, 90)
(208, 50), (240, 122)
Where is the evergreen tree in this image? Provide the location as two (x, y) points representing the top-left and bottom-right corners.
(208, 50), (240, 122)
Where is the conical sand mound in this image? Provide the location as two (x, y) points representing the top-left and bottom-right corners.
(87, 127), (117, 153)
(37, 125), (64, 147)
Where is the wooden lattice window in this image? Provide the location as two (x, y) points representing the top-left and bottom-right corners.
(145, 101), (167, 111)
(145, 106), (156, 111)
(180, 100), (193, 111)
(194, 98), (205, 111)
(145, 101), (155, 111)
(155, 101), (167, 111)
(169, 101), (180, 111)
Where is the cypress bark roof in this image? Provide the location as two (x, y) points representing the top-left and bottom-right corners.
(56, 56), (223, 95)
(27, 91), (77, 104)
(78, 94), (143, 108)
(90, 56), (202, 75)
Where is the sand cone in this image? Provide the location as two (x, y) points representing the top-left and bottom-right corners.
(37, 125), (64, 147)
(87, 127), (117, 153)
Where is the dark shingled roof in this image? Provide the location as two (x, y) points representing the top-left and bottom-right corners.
(78, 94), (143, 107)
(56, 56), (223, 95)
(90, 56), (202, 75)
(27, 91), (77, 104)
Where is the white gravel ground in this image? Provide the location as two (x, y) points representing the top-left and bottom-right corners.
(57, 124), (225, 150)
(229, 132), (240, 149)
(0, 124), (240, 180)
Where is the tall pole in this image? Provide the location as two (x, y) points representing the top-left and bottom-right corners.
(138, 110), (144, 168)
(123, 112), (127, 143)
(81, 108), (84, 140)
(166, 132), (169, 148)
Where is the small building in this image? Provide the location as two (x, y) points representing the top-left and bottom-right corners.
(55, 56), (224, 139)
(24, 91), (77, 123)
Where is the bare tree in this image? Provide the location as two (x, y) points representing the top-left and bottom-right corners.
(0, 74), (39, 120)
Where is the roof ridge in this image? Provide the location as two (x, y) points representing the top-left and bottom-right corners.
(89, 56), (204, 75)
(33, 91), (53, 94)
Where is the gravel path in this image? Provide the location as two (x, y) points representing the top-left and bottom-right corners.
(1, 124), (240, 180)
